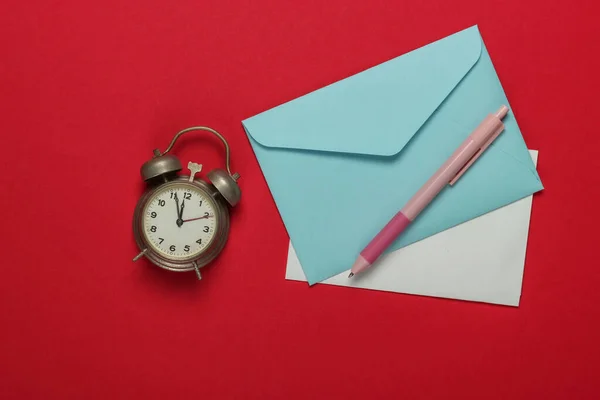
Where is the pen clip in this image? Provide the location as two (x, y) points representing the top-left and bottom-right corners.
(449, 126), (504, 186)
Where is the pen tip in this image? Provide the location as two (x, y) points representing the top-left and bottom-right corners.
(348, 272), (354, 278)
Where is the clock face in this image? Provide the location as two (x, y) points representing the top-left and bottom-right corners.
(142, 183), (218, 260)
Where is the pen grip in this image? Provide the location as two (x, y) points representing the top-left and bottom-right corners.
(361, 211), (411, 263)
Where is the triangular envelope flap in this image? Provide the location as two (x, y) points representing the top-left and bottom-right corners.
(243, 26), (483, 157)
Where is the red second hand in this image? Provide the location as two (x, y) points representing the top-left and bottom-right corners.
(182, 215), (213, 223)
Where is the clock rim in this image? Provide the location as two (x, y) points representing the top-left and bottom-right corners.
(133, 177), (230, 272)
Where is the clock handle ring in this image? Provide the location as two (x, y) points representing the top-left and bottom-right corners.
(161, 126), (235, 177)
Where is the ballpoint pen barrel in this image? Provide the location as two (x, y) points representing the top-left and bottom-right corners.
(402, 112), (505, 219)
(350, 106), (509, 277)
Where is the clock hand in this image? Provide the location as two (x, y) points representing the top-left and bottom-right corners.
(182, 215), (214, 223)
(180, 200), (185, 220)
(174, 193), (183, 227)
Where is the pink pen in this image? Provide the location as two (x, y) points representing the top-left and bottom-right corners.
(349, 105), (510, 278)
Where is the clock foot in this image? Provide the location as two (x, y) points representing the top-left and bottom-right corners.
(133, 248), (148, 262)
(193, 261), (202, 280)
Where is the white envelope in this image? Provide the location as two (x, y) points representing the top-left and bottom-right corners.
(286, 150), (539, 306)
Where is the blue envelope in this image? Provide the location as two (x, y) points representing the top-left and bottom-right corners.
(242, 25), (544, 285)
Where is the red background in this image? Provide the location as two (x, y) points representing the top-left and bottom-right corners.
(1, 0), (599, 398)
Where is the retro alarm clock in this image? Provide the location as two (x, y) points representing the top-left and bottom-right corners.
(132, 126), (241, 279)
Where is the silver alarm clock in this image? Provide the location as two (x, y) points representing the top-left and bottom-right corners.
(132, 126), (241, 279)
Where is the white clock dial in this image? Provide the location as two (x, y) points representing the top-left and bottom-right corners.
(142, 184), (218, 260)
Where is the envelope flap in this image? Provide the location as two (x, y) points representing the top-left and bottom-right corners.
(243, 26), (483, 156)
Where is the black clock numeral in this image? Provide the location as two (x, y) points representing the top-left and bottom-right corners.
(150, 225), (157, 232)
(198, 200), (203, 207)
(184, 245), (190, 252)
(158, 199), (165, 207)
(151, 211), (157, 218)
(204, 212), (209, 217)
(196, 238), (202, 245)
(170, 192), (176, 199)
(203, 226), (209, 233)
(184, 192), (191, 200)
(158, 238), (164, 244)
(169, 245), (176, 252)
